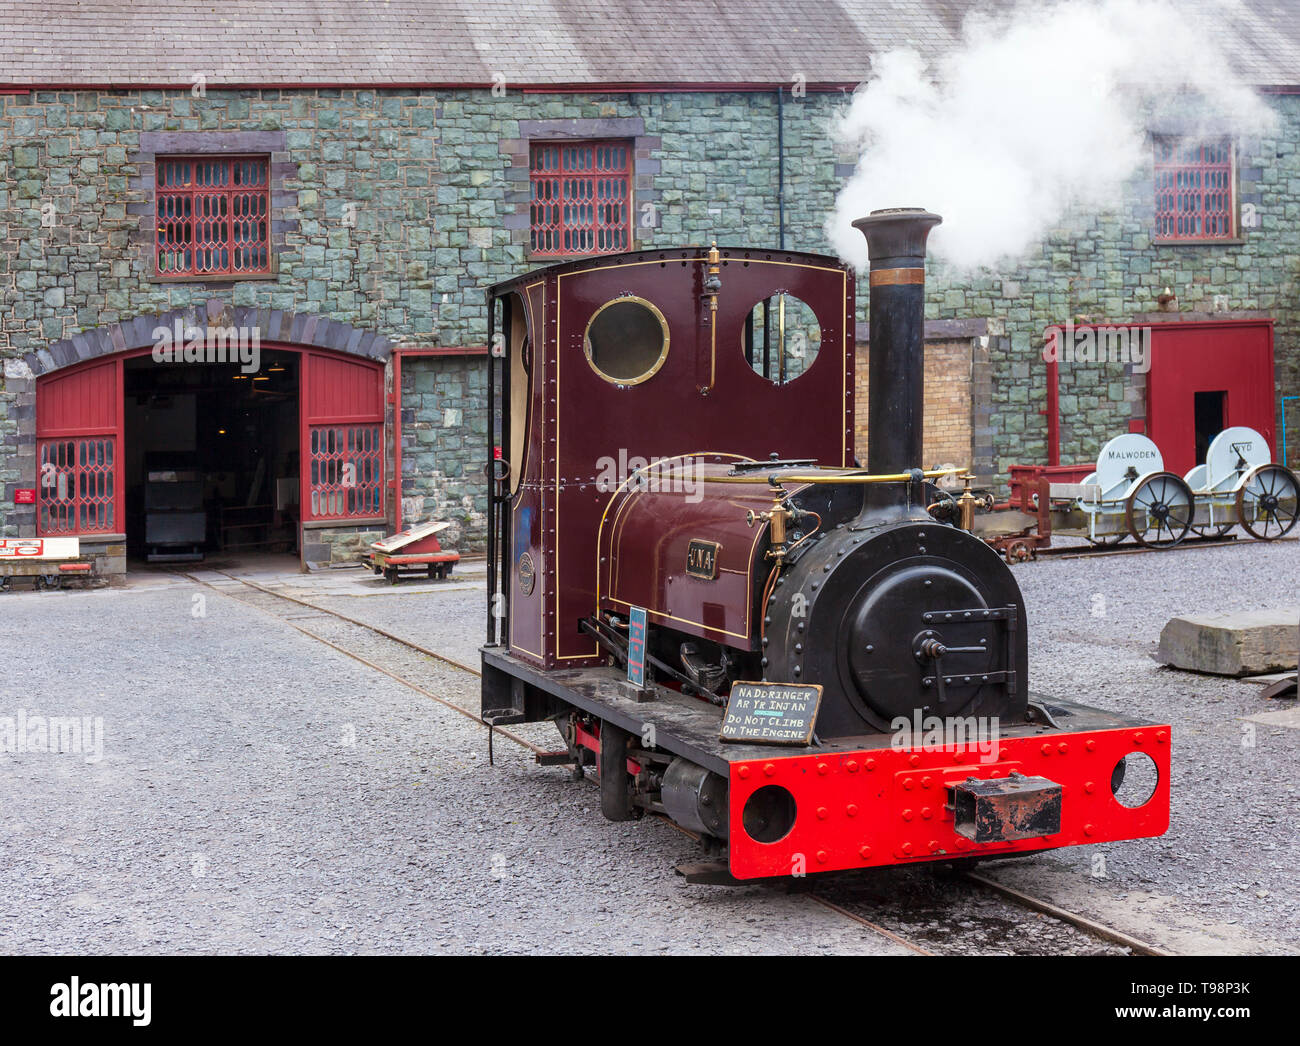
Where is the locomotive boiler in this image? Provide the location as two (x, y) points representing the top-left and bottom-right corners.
(480, 208), (1170, 881)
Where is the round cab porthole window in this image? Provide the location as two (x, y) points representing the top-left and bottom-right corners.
(741, 292), (821, 385)
(583, 296), (670, 386)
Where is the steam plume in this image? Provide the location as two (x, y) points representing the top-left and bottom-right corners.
(826, 0), (1275, 271)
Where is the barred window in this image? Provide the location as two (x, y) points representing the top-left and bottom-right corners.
(307, 424), (384, 520)
(37, 437), (116, 535)
(1154, 138), (1235, 241)
(530, 140), (633, 256)
(156, 155), (271, 275)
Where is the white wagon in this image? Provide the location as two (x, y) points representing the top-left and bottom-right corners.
(1075, 433), (1195, 548)
(1183, 426), (1299, 541)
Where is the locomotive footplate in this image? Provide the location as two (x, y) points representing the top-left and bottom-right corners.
(481, 648), (1170, 881)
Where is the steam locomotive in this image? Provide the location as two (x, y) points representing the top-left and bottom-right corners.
(480, 208), (1170, 881)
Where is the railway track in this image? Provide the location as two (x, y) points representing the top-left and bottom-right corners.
(1029, 533), (1295, 560)
(178, 566), (1170, 957)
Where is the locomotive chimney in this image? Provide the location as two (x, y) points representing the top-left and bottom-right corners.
(852, 207), (942, 509)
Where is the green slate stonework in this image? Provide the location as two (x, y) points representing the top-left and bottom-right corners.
(2, 86), (1298, 545)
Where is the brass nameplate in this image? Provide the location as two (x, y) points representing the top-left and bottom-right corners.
(686, 539), (719, 580)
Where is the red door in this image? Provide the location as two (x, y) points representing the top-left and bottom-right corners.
(35, 358), (124, 535)
(1146, 320), (1275, 476)
(299, 351), (386, 522)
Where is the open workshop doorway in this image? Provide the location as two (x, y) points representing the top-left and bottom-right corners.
(123, 349), (301, 563)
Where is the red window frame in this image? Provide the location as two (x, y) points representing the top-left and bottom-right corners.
(37, 436), (118, 536)
(1154, 138), (1236, 242)
(530, 139), (633, 256)
(306, 424), (384, 520)
(156, 155), (271, 276)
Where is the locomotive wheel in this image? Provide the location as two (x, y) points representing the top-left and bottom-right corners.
(1236, 464), (1300, 540)
(598, 723), (637, 821)
(1124, 472), (1193, 548)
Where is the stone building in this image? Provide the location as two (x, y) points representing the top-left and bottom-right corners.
(1, 2), (1298, 573)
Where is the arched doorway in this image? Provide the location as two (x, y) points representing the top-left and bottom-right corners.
(32, 309), (392, 571)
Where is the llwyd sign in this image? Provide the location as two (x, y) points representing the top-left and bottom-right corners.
(0, 538), (80, 560)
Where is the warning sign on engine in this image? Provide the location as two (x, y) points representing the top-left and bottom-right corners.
(719, 681), (822, 746)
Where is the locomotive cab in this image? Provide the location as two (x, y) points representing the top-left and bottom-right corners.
(480, 210), (1170, 881)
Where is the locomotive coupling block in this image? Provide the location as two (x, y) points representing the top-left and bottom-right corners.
(948, 771), (1062, 843)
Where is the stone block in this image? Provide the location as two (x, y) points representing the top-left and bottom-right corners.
(1157, 609), (1300, 676)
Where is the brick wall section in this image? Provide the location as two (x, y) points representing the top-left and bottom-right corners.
(2, 86), (1299, 543)
(854, 339), (975, 469)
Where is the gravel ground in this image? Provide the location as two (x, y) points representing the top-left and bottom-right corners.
(2, 535), (1295, 955)
(0, 577), (906, 955)
(259, 538), (1300, 954)
(995, 536), (1299, 954)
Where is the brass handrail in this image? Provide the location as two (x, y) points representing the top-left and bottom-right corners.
(699, 467), (965, 486)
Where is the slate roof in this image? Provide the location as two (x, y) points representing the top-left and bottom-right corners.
(2, 1), (1299, 88)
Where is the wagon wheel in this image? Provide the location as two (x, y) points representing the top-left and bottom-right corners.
(1003, 539), (1034, 564)
(1124, 472), (1193, 548)
(385, 567), (400, 584)
(1236, 464), (1300, 540)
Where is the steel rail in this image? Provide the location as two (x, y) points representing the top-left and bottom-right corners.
(962, 871), (1172, 956)
(178, 570), (543, 755)
(1035, 533), (1296, 560)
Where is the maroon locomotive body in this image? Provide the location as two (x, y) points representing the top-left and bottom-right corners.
(494, 245), (854, 667)
(480, 210), (1170, 881)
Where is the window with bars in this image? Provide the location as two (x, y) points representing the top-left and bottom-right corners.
(37, 437), (117, 535)
(530, 140), (633, 256)
(156, 155), (271, 275)
(307, 424), (384, 520)
(1154, 138), (1236, 241)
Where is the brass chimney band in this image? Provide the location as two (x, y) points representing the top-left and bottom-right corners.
(868, 267), (926, 286)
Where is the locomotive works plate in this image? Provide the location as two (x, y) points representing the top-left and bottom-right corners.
(686, 539), (719, 580)
(720, 681), (823, 745)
